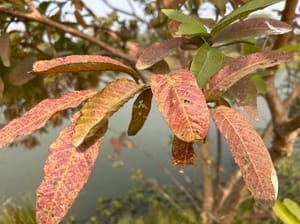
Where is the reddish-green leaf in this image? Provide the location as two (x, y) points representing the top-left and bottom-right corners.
(128, 88), (152, 136)
(228, 76), (259, 120)
(150, 70), (210, 142)
(8, 56), (36, 86)
(172, 135), (195, 166)
(206, 51), (291, 99)
(0, 32), (11, 67)
(33, 55), (139, 82)
(212, 18), (291, 46)
(0, 90), (97, 149)
(136, 38), (183, 70)
(72, 79), (145, 147)
(36, 112), (107, 224)
(211, 106), (278, 207)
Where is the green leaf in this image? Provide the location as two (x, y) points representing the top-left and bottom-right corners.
(273, 201), (300, 224)
(127, 88), (152, 136)
(150, 70), (210, 142)
(178, 23), (209, 35)
(72, 79), (145, 147)
(211, 106), (278, 207)
(206, 51), (291, 99)
(283, 199), (300, 221)
(0, 32), (11, 67)
(190, 43), (223, 88)
(33, 55), (140, 82)
(211, 0), (284, 35)
(212, 18), (291, 47)
(279, 43), (300, 52)
(251, 74), (267, 94)
(162, 9), (207, 34)
(36, 112), (107, 224)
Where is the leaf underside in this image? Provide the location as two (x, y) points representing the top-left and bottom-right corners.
(206, 51), (291, 99)
(150, 70), (210, 142)
(0, 90), (98, 149)
(33, 55), (140, 82)
(127, 88), (153, 136)
(72, 78), (145, 147)
(172, 135), (195, 166)
(36, 112), (107, 224)
(211, 106), (278, 207)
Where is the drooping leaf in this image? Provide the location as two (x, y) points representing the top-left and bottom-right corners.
(172, 135), (195, 166)
(190, 42), (223, 88)
(33, 55), (140, 82)
(273, 201), (300, 224)
(228, 76), (259, 120)
(211, 106), (278, 207)
(0, 32), (11, 67)
(0, 90), (97, 149)
(212, 18), (291, 46)
(150, 70), (210, 142)
(206, 51), (291, 99)
(36, 112), (107, 224)
(72, 79), (145, 147)
(8, 56), (36, 86)
(211, 0), (283, 35)
(128, 88), (153, 136)
(136, 38), (183, 70)
(283, 199), (300, 221)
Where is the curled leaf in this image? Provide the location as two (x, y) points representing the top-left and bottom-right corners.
(33, 55), (139, 82)
(211, 106), (278, 207)
(72, 79), (145, 147)
(172, 135), (195, 166)
(150, 70), (210, 142)
(0, 90), (97, 149)
(36, 112), (107, 224)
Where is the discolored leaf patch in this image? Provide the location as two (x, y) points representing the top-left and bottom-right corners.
(211, 106), (278, 207)
(136, 38), (183, 70)
(151, 70), (210, 142)
(33, 55), (140, 82)
(206, 51), (291, 99)
(0, 90), (97, 149)
(212, 18), (292, 46)
(172, 135), (195, 166)
(36, 112), (107, 224)
(72, 79), (145, 147)
(128, 88), (152, 136)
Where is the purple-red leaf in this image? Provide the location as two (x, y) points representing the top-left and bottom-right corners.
(212, 18), (292, 47)
(127, 88), (152, 136)
(206, 51), (291, 99)
(228, 76), (259, 120)
(172, 135), (195, 166)
(150, 70), (210, 142)
(36, 112), (107, 224)
(211, 106), (278, 207)
(32, 55), (139, 82)
(72, 79), (145, 147)
(136, 38), (183, 70)
(0, 90), (97, 149)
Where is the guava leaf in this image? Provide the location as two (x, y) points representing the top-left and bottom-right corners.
(206, 51), (291, 99)
(8, 56), (36, 86)
(273, 201), (300, 224)
(212, 18), (291, 46)
(0, 76), (4, 99)
(36, 112), (107, 224)
(172, 135), (195, 166)
(0, 32), (11, 67)
(279, 43), (300, 52)
(283, 198), (300, 221)
(32, 55), (139, 82)
(72, 79), (145, 147)
(211, 0), (283, 35)
(127, 88), (152, 136)
(136, 38), (183, 70)
(190, 42), (223, 88)
(0, 90), (97, 149)
(211, 106), (278, 207)
(150, 70), (210, 142)
(228, 76), (259, 120)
